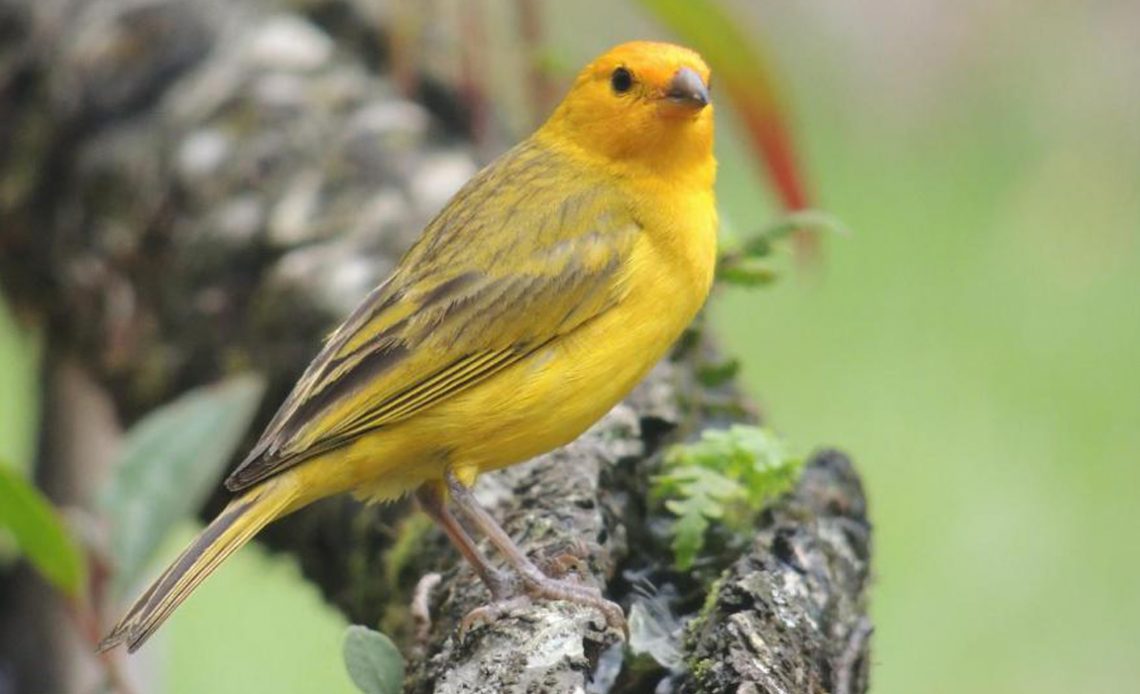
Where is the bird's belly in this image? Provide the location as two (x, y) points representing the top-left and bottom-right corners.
(337, 320), (661, 504)
(343, 227), (714, 502)
(435, 250), (708, 478)
(437, 313), (672, 476)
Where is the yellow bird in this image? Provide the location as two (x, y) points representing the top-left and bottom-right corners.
(100, 40), (717, 652)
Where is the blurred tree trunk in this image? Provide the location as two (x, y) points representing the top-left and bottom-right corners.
(0, 0), (872, 692)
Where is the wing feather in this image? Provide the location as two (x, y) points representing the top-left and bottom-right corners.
(225, 140), (639, 491)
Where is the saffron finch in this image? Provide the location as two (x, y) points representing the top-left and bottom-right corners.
(101, 40), (717, 652)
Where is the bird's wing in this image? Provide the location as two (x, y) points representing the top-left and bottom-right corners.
(225, 140), (640, 490)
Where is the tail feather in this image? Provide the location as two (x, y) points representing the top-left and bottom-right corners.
(99, 477), (300, 653)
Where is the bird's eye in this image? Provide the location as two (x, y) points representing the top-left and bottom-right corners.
(610, 67), (633, 94)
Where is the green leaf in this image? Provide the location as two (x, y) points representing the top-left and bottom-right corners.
(717, 210), (850, 287)
(0, 293), (42, 474)
(655, 425), (803, 569)
(0, 463), (87, 596)
(659, 467), (743, 570)
(100, 374), (265, 595)
(717, 257), (778, 287)
(669, 499), (710, 570)
(343, 625), (404, 694)
(696, 357), (739, 388)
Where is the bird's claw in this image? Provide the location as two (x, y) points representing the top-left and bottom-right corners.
(464, 572), (627, 637)
(523, 577), (627, 636)
(460, 595), (533, 635)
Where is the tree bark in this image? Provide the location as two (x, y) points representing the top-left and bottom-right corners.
(0, 0), (873, 691)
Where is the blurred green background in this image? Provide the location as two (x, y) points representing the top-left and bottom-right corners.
(5, 0), (1138, 692)
(712, 3), (1140, 692)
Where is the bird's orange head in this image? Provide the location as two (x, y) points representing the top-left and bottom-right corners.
(541, 41), (714, 181)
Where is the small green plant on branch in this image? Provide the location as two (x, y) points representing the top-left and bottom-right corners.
(717, 210), (851, 287)
(653, 425), (802, 570)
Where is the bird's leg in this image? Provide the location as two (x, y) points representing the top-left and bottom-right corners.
(414, 481), (514, 600)
(443, 471), (626, 633)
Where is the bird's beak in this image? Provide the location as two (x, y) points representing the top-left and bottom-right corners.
(664, 67), (710, 109)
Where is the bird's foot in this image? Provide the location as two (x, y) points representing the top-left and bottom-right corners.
(522, 573), (626, 635)
(439, 470), (625, 636)
(481, 566), (519, 602)
(460, 595), (534, 634)
(463, 569), (626, 636)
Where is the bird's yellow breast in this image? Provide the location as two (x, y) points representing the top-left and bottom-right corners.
(449, 183), (718, 472)
(324, 179), (718, 502)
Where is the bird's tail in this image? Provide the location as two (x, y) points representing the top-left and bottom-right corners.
(98, 475), (302, 653)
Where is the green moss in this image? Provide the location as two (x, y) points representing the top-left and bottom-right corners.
(697, 573), (726, 624)
(681, 572), (727, 652)
(689, 657), (715, 681)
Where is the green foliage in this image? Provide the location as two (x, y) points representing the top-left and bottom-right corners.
(752, 209), (852, 245)
(717, 258), (778, 287)
(0, 463), (87, 596)
(653, 425), (801, 570)
(343, 625), (404, 694)
(717, 210), (850, 287)
(0, 294), (42, 474)
(696, 357), (740, 387)
(100, 374), (265, 596)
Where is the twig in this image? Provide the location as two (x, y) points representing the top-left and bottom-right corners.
(66, 597), (137, 694)
(410, 572), (442, 655)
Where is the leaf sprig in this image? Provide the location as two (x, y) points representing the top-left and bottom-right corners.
(717, 209), (851, 287)
(653, 425), (802, 570)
